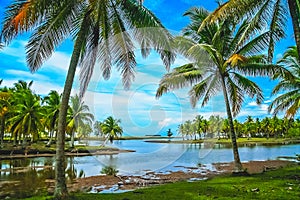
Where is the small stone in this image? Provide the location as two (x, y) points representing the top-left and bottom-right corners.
(251, 188), (260, 192)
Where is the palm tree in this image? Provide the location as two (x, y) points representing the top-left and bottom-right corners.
(77, 123), (93, 141)
(93, 121), (103, 137)
(200, 0), (300, 62)
(1, 1), (175, 197)
(8, 90), (43, 146)
(100, 116), (123, 145)
(177, 124), (186, 140)
(156, 7), (281, 171)
(8, 80), (36, 146)
(43, 90), (61, 147)
(184, 120), (193, 140)
(269, 46), (300, 118)
(0, 81), (11, 147)
(193, 115), (204, 139)
(67, 95), (94, 148)
(261, 117), (271, 139)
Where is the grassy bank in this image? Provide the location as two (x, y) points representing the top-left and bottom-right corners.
(26, 164), (300, 200)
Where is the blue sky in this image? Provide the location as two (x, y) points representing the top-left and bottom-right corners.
(0, 0), (296, 136)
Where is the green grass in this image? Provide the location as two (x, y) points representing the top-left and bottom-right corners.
(25, 165), (300, 200)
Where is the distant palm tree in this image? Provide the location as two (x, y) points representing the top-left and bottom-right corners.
(156, 7), (281, 171)
(200, 0), (300, 62)
(100, 116), (123, 145)
(269, 46), (300, 118)
(1, 1), (175, 197)
(93, 121), (103, 137)
(43, 90), (61, 147)
(67, 95), (94, 148)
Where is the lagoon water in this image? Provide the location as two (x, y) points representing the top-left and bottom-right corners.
(1, 140), (299, 177)
(78, 139), (300, 176)
(0, 139), (299, 198)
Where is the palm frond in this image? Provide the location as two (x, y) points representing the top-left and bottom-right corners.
(226, 77), (244, 117)
(231, 72), (263, 104)
(234, 63), (282, 77)
(189, 74), (220, 108)
(120, 0), (175, 69)
(110, 2), (136, 89)
(199, 0), (264, 31)
(236, 31), (271, 56)
(1, 0), (65, 43)
(267, 0), (287, 62)
(269, 89), (300, 117)
(26, 1), (79, 72)
(156, 63), (203, 98)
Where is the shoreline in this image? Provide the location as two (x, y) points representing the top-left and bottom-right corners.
(64, 160), (296, 194)
(0, 148), (135, 160)
(144, 138), (300, 145)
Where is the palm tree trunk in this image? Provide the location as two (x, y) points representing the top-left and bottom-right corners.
(221, 76), (243, 172)
(54, 26), (86, 199)
(288, 0), (300, 61)
(46, 130), (54, 147)
(71, 130), (75, 148)
(0, 117), (4, 147)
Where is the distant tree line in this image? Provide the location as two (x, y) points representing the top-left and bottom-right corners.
(178, 115), (300, 140)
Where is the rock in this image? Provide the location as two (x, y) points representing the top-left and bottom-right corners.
(251, 188), (260, 192)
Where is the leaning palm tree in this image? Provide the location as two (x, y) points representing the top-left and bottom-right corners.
(269, 46), (300, 118)
(156, 7), (282, 171)
(67, 94), (94, 148)
(200, 0), (300, 62)
(1, 1), (175, 197)
(100, 116), (123, 145)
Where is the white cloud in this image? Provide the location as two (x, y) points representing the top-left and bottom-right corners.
(43, 51), (71, 71)
(260, 104), (269, 111)
(5, 69), (49, 81)
(248, 101), (258, 106)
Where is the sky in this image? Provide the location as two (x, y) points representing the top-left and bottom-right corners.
(0, 0), (297, 137)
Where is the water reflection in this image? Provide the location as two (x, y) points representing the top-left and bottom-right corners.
(0, 157), (85, 199)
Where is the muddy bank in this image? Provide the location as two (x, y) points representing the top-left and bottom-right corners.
(54, 160), (296, 194)
(0, 148), (135, 160)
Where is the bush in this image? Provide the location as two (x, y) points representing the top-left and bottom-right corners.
(100, 166), (119, 176)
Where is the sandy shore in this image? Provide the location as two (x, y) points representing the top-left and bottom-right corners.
(51, 160), (296, 194)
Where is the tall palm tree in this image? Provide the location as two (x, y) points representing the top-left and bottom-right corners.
(1, 1), (175, 197)
(200, 0), (300, 62)
(8, 90), (43, 146)
(100, 116), (123, 145)
(269, 46), (300, 118)
(8, 80), (36, 146)
(67, 94), (94, 148)
(43, 90), (61, 147)
(156, 7), (281, 171)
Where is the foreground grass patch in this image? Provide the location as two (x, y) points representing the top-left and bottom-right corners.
(26, 165), (300, 200)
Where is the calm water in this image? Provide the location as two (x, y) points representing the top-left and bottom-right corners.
(0, 139), (299, 198)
